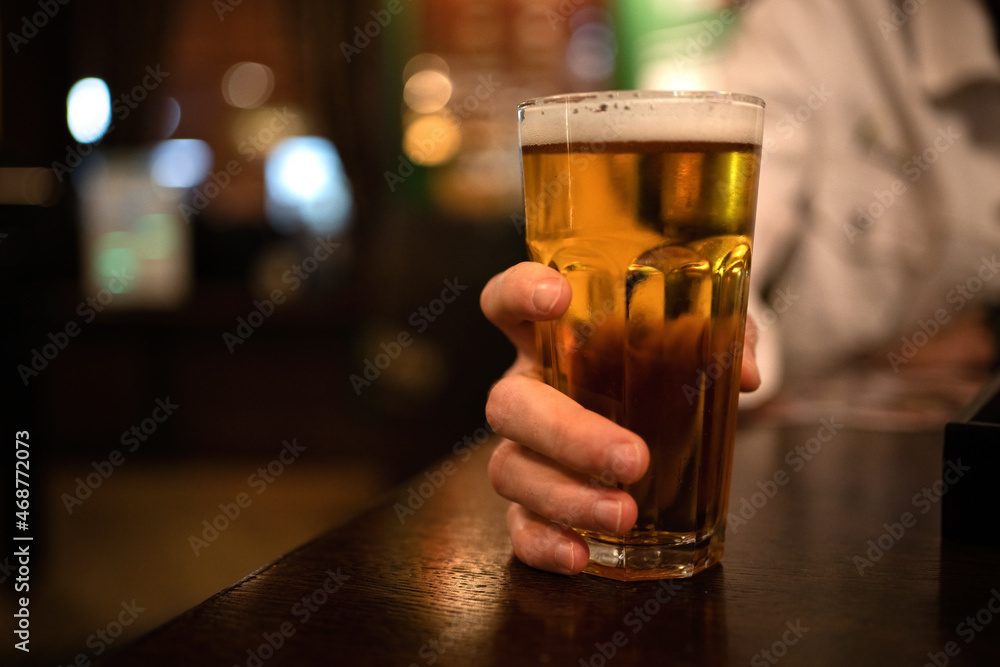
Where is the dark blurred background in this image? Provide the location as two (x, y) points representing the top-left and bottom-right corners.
(0, 0), (741, 662)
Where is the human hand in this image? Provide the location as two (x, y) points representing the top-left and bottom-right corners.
(481, 261), (761, 575)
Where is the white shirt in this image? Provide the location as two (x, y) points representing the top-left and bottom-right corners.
(720, 0), (1000, 379)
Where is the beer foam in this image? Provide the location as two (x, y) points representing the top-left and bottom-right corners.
(518, 91), (764, 147)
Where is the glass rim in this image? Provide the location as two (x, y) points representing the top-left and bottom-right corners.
(517, 90), (764, 111)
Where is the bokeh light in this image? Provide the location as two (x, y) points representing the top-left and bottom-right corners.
(403, 115), (461, 167)
(403, 70), (453, 114)
(265, 136), (353, 235)
(229, 105), (305, 154)
(150, 139), (213, 189)
(135, 214), (181, 260)
(222, 62), (275, 109)
(567, 11), (617, 82)
(95, 232), (139, 293)
(67, 78), (112, 144)
(161, 97), (182, 138)
(0, 168), (58, 206)
(402, 53), (449, 81)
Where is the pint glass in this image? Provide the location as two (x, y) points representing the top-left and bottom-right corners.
(517, 91), (764, 580)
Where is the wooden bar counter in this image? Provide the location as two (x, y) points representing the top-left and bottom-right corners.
(101, 421), (1000, 666)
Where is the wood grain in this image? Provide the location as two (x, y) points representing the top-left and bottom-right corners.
(100, 423), (1000, 666)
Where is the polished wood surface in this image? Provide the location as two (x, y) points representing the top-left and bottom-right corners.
(102, 422), (1000, 666)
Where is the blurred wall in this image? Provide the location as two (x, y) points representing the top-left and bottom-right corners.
(2, 0), (623, 487)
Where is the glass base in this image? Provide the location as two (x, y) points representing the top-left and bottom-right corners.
(581, 531), (724, 581)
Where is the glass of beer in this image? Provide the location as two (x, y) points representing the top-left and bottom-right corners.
(517, 91), (764, 580)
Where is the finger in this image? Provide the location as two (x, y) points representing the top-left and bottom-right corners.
(506, 503), (590, 575)
(486, 374), (648, 483)
(480, 262), (572, 355)
(741, 314), (761, 391)
(489, 439), (639, 535)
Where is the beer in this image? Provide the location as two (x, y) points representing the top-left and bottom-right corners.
(518, 92), (764, 580)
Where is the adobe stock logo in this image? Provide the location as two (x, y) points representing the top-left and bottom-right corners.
(51, 65), (170, 183)
(6, 0), (71, 54)
(750, 620), (809, 666)
(844, 125), (960, 243)
(853, 459), (970, 576)
(576, 580), (683, 667)
(878, 0), (929, 39)
(727, 417), (844, 535)
(393, 421), (493, 523)
(339, 0), (415, 63)
(188, 438), (306, 556)
(62, 397), (179, 514)
(222, 235), (339, 353)
(887, 254), (999, 372)
(349, 277), (467, 395)
(17, 269), (136, 386)
(924, 588), (1000, 667)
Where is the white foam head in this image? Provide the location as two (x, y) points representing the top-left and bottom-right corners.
(518, 90), (764, 147)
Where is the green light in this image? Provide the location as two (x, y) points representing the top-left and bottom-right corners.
(96, 246), (138, 293)
(135, 214), (178, 259)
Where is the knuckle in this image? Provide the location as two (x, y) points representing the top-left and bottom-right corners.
(505, 501), (521, 528)
(484, 377), (513, 435)
(479, 271), (504, 322)
(507, 506), (546, 565)
(546, 415), (575, 464)
(511, 536), (540, 570)
(590, 443), (614, 476)
(556, 420), (602, 475)
(487, 439), (518, 496)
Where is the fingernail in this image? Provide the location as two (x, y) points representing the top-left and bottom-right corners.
(555, 541), (578, 574)
(531, 280), (561, 315)
(611, 441), (643, 480)
(594, 499), (622, 534)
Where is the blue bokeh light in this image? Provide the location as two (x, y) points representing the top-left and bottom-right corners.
(265, 136), (353, 235)
(150, 139), (213, 189)
(67, 78), (113, 144)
